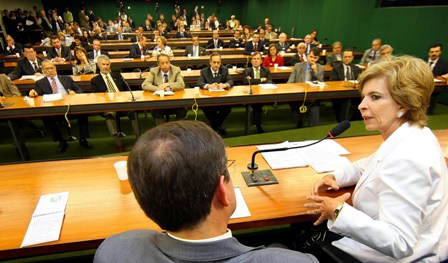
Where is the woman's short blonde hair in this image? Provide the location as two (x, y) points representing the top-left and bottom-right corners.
(358, 56), (434, 127)
(157, 36), (167, 46)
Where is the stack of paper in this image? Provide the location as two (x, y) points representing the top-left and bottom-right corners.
(257, 140), (351, 173)
(153, 90), (174, 96)
(43, 94), (64, 102)
(21, 192), (69, 247)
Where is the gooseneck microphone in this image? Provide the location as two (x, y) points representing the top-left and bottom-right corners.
(247, 120), (351, 170)
(123, 78), (138, 101)
(245, 68), (253, 95)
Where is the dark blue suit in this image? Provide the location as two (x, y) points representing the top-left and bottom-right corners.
(197, 66), (234, 130)
(34, 75), (89, 141)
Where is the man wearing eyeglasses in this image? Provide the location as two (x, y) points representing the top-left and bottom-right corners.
(94, 121), (318, 263)
(28, 60), (92, 153)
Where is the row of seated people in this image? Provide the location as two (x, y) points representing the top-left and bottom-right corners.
(5, 39), (446, 158)
(3, 48), (361, 160)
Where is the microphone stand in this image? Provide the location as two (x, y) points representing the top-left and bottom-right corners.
(243, 121), (350, 186)
(243, 69), (253, 94)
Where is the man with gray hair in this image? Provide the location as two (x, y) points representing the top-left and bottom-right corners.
(91, 55), (139, 152)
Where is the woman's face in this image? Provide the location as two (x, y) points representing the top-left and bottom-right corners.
(358, 77), (405, 140)
(311, 31), (317, 38)
(244, 28), (249, 34)
(83, 31), (88, 37)
(75, 50), (86, 60)
(269, 46), (277, 56)
(156, 38), (164, 47)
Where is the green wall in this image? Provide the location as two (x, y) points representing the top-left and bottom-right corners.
(243, 0), (448, 58)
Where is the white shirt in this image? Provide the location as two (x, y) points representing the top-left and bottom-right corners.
(168, 229), (232, 243)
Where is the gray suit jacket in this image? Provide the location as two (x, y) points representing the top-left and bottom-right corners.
(184, 45), (206, 56)
(94, 229), (319, 263)
(360, 48), (380, 64)
(141, 65), (185, 91)
(287, 62), (324, 83)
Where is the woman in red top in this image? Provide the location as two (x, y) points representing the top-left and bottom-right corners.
(263, 44), (284, 67)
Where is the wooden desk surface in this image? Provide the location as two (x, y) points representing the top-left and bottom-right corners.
(5, 132), (442, 259)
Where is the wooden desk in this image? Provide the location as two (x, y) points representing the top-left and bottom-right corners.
(8, 132), (448, 259)
(0, 82), (363, 119)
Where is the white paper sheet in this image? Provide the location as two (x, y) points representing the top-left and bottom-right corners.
(230, 188), (251, 219)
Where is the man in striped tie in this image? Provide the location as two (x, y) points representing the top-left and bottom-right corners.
(29, 60), (92, 153)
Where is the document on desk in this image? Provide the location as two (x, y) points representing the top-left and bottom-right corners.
(153, 90), (174, 96)
(257, 141), (308, 169)
(21, 192), (69, 247)
(43, 94), (64, 102)
(19, 75), (45, 81)
(276, 66), (291, 70)
(297, 141), (351, 173)
(230, 188), (251, 219)
(258, 84), (278, 89)
(257, 140), (351, 173)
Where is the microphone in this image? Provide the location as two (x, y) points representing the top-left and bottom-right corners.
(139, 67), (151, 78)
(247, 120), (351, 170)
(123, 78), (139, 101)
(244, 68), (253, 95)
(205, 41), (216, 50)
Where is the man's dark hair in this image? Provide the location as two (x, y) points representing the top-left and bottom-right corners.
(23, 43), (34, 50)
(309, 47), (321, 56)
(429, 43), (443, 51)
(50, 35), (59, 41)
(127, 121), (228, 232)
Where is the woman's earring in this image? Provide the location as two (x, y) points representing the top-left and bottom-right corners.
(396, 111), (404, 118)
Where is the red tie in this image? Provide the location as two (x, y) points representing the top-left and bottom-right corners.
(51, 77), (58, 94)
(300, 54), (304, 62)
(140, 48), (143, 56)
(254, 43), (258, 52)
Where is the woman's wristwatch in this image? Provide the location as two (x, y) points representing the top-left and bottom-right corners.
(333, 203), (344, 221)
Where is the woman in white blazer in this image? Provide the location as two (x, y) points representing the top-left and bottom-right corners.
(306, 56), (448, 262)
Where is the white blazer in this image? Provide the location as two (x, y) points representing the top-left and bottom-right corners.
(328, 122), (448, 262)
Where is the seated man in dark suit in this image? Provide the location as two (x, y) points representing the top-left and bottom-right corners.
(229, 30), (244, 48)
(47, 35), (72, 62)
(197, 53), (234, 135)
(275, 33), (291, 53)
(8, 44), (44, 80)
(88, 39), (110, 61)
(206, 30), (224, 49)
(141, 54), (187, 126)
(242, 52), (273, 133)
(243, 32), (265, 55)
(330, 49), (362, 122)
(28, 60), (92, 153)
(288, 42), (308, 66)
(91, 55), (139, 152)
(287, 47), (324, 127)
(128, 36), (148, 58)
(184, 36), (206, 57)
(303, 34), (317, 54)
(5, 35), (23, 55)
(175, 25), (189, 39)
(94, 121), (318, 263)
(425, 43), (448, 115)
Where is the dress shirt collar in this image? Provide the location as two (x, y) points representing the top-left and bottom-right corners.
(210, 67), (219, 75)
(167, 229), (233, 243)
(428, 58), (439, 64)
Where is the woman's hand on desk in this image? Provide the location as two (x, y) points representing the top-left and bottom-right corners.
(305, 192), (351, 226)
(311, 174), (339, 195)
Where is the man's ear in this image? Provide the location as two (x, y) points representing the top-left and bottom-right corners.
(216, 175), (230, 206)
